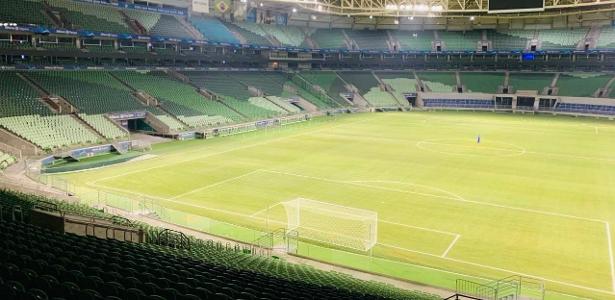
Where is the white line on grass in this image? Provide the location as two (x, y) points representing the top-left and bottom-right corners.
(90, 117), (374, 185)
(264, 170), (604, 224)
(169, 169), (263, 200)
(90, 178), (615, 296)
(379, 220), (459, 237)
(442, 234), (461, 258)
(606, 222), (615, 293)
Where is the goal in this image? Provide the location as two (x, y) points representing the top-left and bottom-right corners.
(281, 198), (378, 252)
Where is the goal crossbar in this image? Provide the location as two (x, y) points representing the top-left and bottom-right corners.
(281, 198), (378, 252)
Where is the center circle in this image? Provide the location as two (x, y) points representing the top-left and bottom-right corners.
(415, 138), (526, 158)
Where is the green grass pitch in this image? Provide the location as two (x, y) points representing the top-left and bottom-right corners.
(52, 112), (615, 300)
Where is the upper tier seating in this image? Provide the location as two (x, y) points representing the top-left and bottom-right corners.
(190, 16), (240, 44)
(393, 31), (434, 51)
(46, 0), (132, 33)
(597, 27), (615, 49)
(261, 24), (308, 47)
(539, 29), (587, 50)
(0, 189), (439, 300)
(460, 72), (505, 93)
(509, 73), (555, 93)
(149, 15), (193, 39)
(556, 73), (613, 97)
(114, 71), (240, 127)
(346, 30), (389, 50)
(225, 23), (272, 46)
(24, 71), (145, 114)
(0, 115), (100, 150)
(0, 0), (53, 26)
(438, 31), (481, 51)
(0, 72), (50, 118)
(310, 29), (348, 49)
(417, 72), (457, 93)
(487, 30), (533, 50)
(123, 9), (160, 32)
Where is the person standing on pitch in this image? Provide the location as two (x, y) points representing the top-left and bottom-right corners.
(477, 135), (481, 144)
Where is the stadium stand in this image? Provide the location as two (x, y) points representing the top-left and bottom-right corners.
(556, 102), (615, 115)
(149, 15), (194, 39)
(0, 72), (50, 117)
(423, 99), (495, 109)
(417, 72), (457, 93)
(460, 72), (505, 93)
(597, 26), (615, 49)
(0, 0), (54, 26)
(190, 16), (241, 44)
(539, 29), (587, 50)
(300, 72), (347, 102)
(310, 29), (348, 49)
(260, 24), (308, 47)
(376, 72), (417, 105)
(46, 0), (132, 34)
(393, 31), (433, 51)
(438, 31), (481, 51)
(0, 115), (100, 150)
(225, 22), (272, 46)
(508, 73), (555, 93)
(0, 189), (439, 300)
(0, 152), (15, 171)
(24, 71), (144, 114)
(122, 9), (161, 32)
(487, 30), (533, 50)
(556, 73), (613, 97)
(77, 114), (125, 140)
(346, 30), (389, 50)
(114, 71), (240, 127)
(338, 72), (398, 106)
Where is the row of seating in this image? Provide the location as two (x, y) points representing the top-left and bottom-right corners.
(423, 99), (495, 109)
(46, 0), (132, 34)
(78, 114), (127, 140)
(0, 72), (50, 118)
(113, 71), (241, 127)
(0, 152), (16, 171)
(0, 115), (100, 150)
(23, 71), (145, 114)
(0, 189), (439, 300)
(556, 102), (615, 115)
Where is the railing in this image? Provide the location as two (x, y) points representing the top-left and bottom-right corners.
(65, 217), (144, 243)
(150, 228), (190, 249)
(455, 279), (497, 300)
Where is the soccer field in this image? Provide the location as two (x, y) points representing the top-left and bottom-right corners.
(52, 112), (615, 300)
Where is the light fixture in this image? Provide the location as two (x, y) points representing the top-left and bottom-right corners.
(394, 19), (399, 24)
(408, 16), (414, 20)
(369, 15), (373, 19)
(317, 4), (322, 11)
(311, 15), (317, 20)
(259, 2), (263, 6)
(469, 16), (476, 21)
(431, 5), (443, 12)
(292, 7), (297, 12)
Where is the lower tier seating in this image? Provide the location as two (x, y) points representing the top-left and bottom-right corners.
(0, 190), (438, 300)
(78, 114), (126, 140)
(0, 115), (100, 151)
(423, 99), (495, 109)
(0, 152), (16, 171)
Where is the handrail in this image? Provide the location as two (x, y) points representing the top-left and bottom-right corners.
(65, 217), (144, 243)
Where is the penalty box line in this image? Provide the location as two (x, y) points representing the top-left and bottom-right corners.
(260, 169), (615, 294)
(88, 169), (615, 295)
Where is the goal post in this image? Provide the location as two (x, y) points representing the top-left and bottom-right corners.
(281, 198), (378, 252)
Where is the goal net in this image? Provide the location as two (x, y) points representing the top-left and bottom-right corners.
(281, 198), (378, 252)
